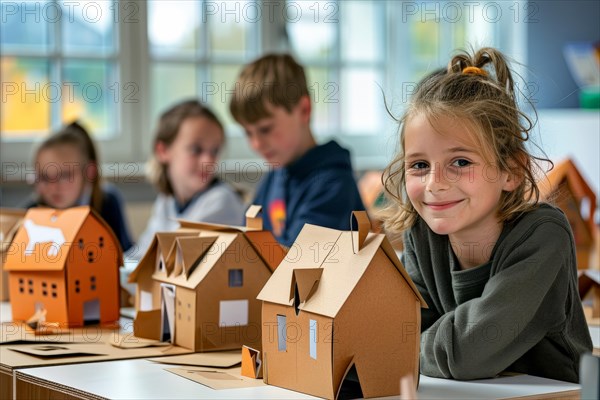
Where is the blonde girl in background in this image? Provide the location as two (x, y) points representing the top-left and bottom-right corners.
(28, 121), (133, 252)
(383, 47), (592, 382)
(131, 99), (245, 259)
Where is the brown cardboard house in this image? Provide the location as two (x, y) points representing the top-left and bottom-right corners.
(257, 211), (427, 399)
(1, 208), (26, 301)
(540, 159), (597, 269)
(3, 206), (122, 326)
(128, 205), (286, 352)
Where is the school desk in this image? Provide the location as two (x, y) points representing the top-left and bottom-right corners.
(0, 302), (192, 400)
(13, 358), (582, 400)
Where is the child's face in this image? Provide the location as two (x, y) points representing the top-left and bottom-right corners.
(35, 145), (88, 209)
(403, 113), (515, 242)
(157, 116), (223, 202)
(241, 99), (310, 167)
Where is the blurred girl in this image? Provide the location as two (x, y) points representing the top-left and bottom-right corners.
(132, 99), (245, 258)
(29, 121), (133, 252)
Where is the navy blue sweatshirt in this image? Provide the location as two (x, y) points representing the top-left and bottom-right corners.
(253, 140), (365, 247)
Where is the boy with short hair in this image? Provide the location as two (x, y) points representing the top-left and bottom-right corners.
(230, 54), (365, 247)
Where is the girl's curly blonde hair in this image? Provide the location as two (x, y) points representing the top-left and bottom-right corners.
(382, 47), (552, 233)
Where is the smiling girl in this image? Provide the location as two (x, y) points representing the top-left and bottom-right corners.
(383, 48), (592, 382)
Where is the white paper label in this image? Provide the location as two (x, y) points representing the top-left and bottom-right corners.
(140, 290), (153, 311)
(219, 299), (248, 327)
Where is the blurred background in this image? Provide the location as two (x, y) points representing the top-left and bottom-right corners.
(1, 0), (599, 237)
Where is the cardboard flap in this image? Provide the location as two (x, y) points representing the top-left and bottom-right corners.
(133, 309), (162, 341)
(149, 350), (242, 368)
(4, 207), (90, 271)
(163, 232), (198, 275)
(175, 236), (217, 279)
(155, 232), (186, 262)
(245, 205), (263, 231)
(257, 224), (342, 306)
(241, 345), (262, 379)
(380, 236), (428, 308)
(292, 268), (323, 303)
(244, 230), (287, 272)
(350, 211), (371, 253)
(165, 366), (266, 390)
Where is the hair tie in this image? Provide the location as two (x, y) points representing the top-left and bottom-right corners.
(462, 66), (487, 77)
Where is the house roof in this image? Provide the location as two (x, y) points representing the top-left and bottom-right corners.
(257, 223), (427, 318)
(129, 222), (284, 290)
(578, 269), (600, 298)
(539, 158), (597, 233)
(4, 206), (123, 272)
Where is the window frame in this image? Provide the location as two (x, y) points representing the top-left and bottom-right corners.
(1, 0), (527, 181)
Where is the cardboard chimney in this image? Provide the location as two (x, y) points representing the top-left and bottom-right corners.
(257, 211), (427, 399)
(540, 159), (597, 269)
(3, 207), (122, 326)
(1, 208), (26, 301)
(128, 205), (286, 352)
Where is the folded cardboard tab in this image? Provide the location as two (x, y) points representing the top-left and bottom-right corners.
(148, 350), (241, 368)
(165, 366), (266, 390)
(241, 345), (262, 379)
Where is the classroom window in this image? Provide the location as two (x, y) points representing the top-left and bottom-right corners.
(0, 0), (524, 172)
(0, 0), (119, 139)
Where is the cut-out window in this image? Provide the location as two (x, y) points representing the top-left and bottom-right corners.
(99, 236), (104, 248)
(310, 319), (317, 360)
(228, 269), (243, 287)
(277, 314), (287, 352)
(78, 239), (84, 249)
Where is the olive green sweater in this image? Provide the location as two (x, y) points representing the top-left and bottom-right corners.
(402, 204), (592, 383)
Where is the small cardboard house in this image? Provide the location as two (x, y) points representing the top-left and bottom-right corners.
(540, 159), (597, 269)
(257, 212), (427, 399)
(129, 206), (286, 352)
(579, 269), (600, 322)
(3, 206), (122, 326)
(1, 208), (26, 301)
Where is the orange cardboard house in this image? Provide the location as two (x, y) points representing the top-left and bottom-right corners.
(257, 212), (427, 399)
(540, 159), (597, 269)
(128, 205), (286, 352)
(1, 208), (26, 301)
(3, 206), (122, 326)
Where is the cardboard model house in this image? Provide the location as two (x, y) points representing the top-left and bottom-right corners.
(257, 211), (427, 399)
(540, 159), (597, 269)
(3, 206), (122, 326)
(1, 208), (26, 301)
(129, 206), (286, 352)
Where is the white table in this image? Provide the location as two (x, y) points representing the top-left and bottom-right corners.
(14, 358), (582, 400)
